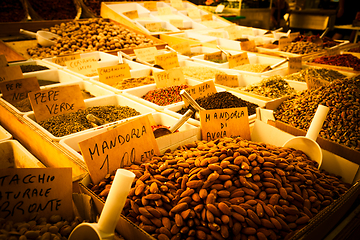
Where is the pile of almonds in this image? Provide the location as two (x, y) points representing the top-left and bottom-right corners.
(89, 137), (351, 240)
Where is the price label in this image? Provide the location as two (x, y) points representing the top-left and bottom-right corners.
(170, 41), (191, 54)
(326, 47), (340, 56)
(170, 0), (184, 10)
(240, 40), (256, 52)
(204, 51), (223, 61)
(279, 37), (291, 51)
(28, 84), (86, 122)
(0, 55), (8, 67)
(170, 19), (184, 29)
(228, 52), (249, 68)
(145, 22), (162, 32)
(134, 46), (158, 62)
(305, 75), (330, 90)
(288, 56), (302, 74)
(201, 14), (213, 21)
(154, 67), (186, 88)
(52, 54), (81, 66)
(187, 8), (201, 19)
(0, 77), (40, 104)
(98, 64), (131, 85)
(207, 31), (224, 38)
(200, 107), (250, 141)
(215, 73), (239, 87)
(289, 32), (300, 41)
(215, 4), (225, 13)
(65, 57), (100, 77)
(123, 10), (139, 19)
(225, 25), (242, 40)
(183, 81), (217, 106)
(241, 27), (254, 36)
(144, 1), (157, 11)
(0, 65), (23, 82)
(0, 168), (72, 222)
(155, 52), (180, 70)
(158, 7), (172, 15)
(79, 115), (160, 184)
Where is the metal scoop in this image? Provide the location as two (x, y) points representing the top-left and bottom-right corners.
(216, 45), (232, 57)
(180, 89), (205, 120)
(86, 114), (107, 127)
(68, 169), (135, 240)
(20, 29), (60, 47)
(282, 104), (329, 169)
(261, 58), (289, 72)
(119, 51), (163, 69)
(153, 109), (194, 138)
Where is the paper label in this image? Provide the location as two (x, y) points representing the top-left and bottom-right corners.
(28, 84), (86, 122)
(215, 73), (239, 87)
(187, 8), (201, 19)
(79, 115), (160, 184)
(123, 10), (139, 19)
(228, 52), (249, 68)
(326, 47), (340, 56)
(52, 54), (81, 66)
(279, 37), (291, 51)
(134, 46), (158, 62)
(183, 81), (217, 106)
(65, 57), (100, 77)
(225, 25), (242, 40)
(170, 42), (191, 54)
(170, 19), (183, 29)
(145, 22), (162, 32)
(207, 31), (224, 38)
(158, 7), (172, 15)
(170, 0), (184, 10)
(200, 107), (250, 141)
(215, 4), (225, 13)
(154, 67), (186, 88)
(289, 32), (300, 41)
(288, 56), (302, 74)
(240, 40), (256, 52)
(201, 14), (213, 21)
(0, 65), (23, 82)
(241, 27), (254, 36)
(144, 1), (157, 11)
(0, 77), (40, 104)
(0, 55), (8, 67)
(204, 51), (223, 61)
(0, 168), (72, 222)
(155, 52), (179, 70)
(305, 75), (330, 90)
(98, 64), (131, 85)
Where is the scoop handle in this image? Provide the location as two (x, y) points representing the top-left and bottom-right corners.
(169, 109), (193, 133)
(306, 104), (329, 141)
(180, 89), (204, 112)
(19, 29), (37, 38)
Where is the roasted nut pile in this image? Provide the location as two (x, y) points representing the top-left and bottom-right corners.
(282, 42), (322, 55)
(274, 76), (360, 150)
(89, 137), (351, 240)
(27, 18), (154, 59)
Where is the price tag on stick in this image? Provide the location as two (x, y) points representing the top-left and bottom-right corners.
(240, 40), (256, 52)
(187, 8), (201, 19)
(154, 68), (186, 88)
(145, 22), (162, 32)
(305, 75), (330, 90)
(65, 57), (100, 77)
(215, 73), (239, 87)
(200, 107), (250, 141)
(288, 56), (302, 74)
(228, 52), (249, 68)
(144, 1), (157, 11)
(79, 115), (160, 184)
(279, 37), (291, 51)
(0, 77), (40, 104)
(134, 46), (158, 63)
(52, 54), (81, 66)
(182, 80), (217, 106)
(98, 64), (131, 85)
(155, 52), (180, 70)
(158, 7), (172, 15)
(170, 42), (191, 54)
(0, 65), (23, 82)
(123, 10), (139, 19)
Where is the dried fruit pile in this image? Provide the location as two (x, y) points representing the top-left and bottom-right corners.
(89, 137), (350, 240)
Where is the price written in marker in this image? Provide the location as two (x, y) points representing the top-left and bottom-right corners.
(305, 75), (330, 90)
(288, 56), (302, 74)
(201, 14), (213, 21)
(187, 8), (201, 19)
(200, 107), (250, 141)
(0, 77), (40, 104)
(183, 80), (217, 106)
(145, 22), (162, 32)
(170, 0), (184, 10)
(154, 68), (186, 88)
(289, 32), (300, 41)
(228, 52), (249, 68)
(155, 52), (180, 70)
(28, 84), (86, 122)
(224, 25), (242, 40)
(98, 64), (131, 85)
(144, 1), (157, 11)
(0, 65), (23, 83)
(215, 73), (239, 87)
(170, 19), (183, 29)
(326, 47), (340, 56)
(123, 10), (139, 19)
(170, 41), (191, 54)
(279, 37), (291, 51)
(157, 6), (172, 15)
(204, 51), (223, 61)
(0, 168), (72, 222)
(240, 40), (256, 52)
(134, 46), (158, 63)
(79, 115), (160, 184)
(52, 54), (81, 66)
(65, 57), (100, 77)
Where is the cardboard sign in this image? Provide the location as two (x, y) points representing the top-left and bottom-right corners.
(201, 14), (213, 21)
(215, 4), (225, 13)
(170, 41), (191, 54)
(225, 25), (242, 40)
(157, 6), (172, 15)
(0, 55), (8, 67)
(144, 1), (157, 11)
(228, 52), (249, 68)
(79, 115), (160, 184)
(240, 40), (256, 52)
(288, 56), (302, 74)
(0, 168), (72, 222)
(145, 22), (162, 32)
(207, 31), (224, 38)
(98, 64), (131, 85)
(123, 10), (139, 19)
(279, 37), (291, 51)
(134, 46), (158, 62)
(52, 54), (81, 66)
(155, 52), (179, 70)
(0, 65), (23, 82)
(200, 107), (250, 141)
(28, 84), (86, 122)
(289, 32), (300, 41)
(204, 51), (223, 61)
(170, 19), (183, 29)
(215, 73), (239, 87)
(0, 77), (40, 103)
(65, 57), (100, 77)
(326, 47), (340, 56)
(184, 81), (217, 106)
(187, 8), (201, 19)
(305, 75), (330, 90)
(241, 27), (254, 36)
(170, 0), (184, 10)
(154, 67), (186, 88)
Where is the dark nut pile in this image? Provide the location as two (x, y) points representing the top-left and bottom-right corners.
(0, 0), (26, 22)
(27, 0), (77, 20)
(274, 76), (360, 151)
(27, 18), (154, 59)
(282, 42), (322, 55)
(20, 64), (50, 73)
(89, 137), (351, 240)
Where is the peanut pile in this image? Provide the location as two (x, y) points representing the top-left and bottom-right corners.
(89, 137), (350, 240)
